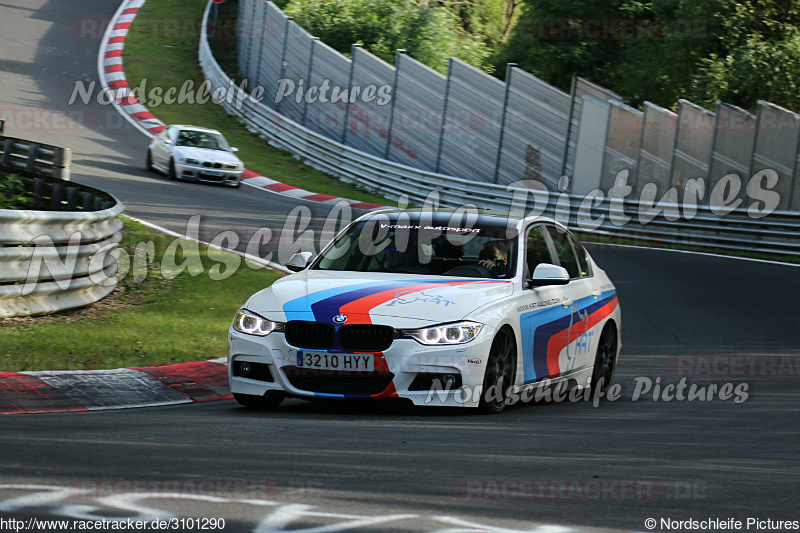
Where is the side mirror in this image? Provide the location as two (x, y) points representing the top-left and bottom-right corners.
(527, 263), (570, 288)
(286, 251), (313, 272)
(163, 138), (172, 144)
(230, 146), (239, 152)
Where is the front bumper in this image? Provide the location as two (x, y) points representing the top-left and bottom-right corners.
(227, 325), (495, 407)
(175, 163), (242, 185)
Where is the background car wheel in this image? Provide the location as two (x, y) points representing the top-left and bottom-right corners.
(590, 323), (618, 395)
(479, 327), (516, 414)
(233, 391), (284, 409)
(167, 158), (177, 180)
(145, 149), (155, 172)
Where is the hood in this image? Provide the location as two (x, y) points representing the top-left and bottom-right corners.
(172, 146), (242, 165)
(245, 270), (514, 326)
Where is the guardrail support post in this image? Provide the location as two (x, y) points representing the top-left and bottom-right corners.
(435, 57), (454, 174)
(493, 63), (515, 184)
(383, 49), (405, 160)
(26, 144), (40, 173)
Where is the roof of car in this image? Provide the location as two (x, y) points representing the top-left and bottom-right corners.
(171, 125), (223, 135)
(363, 208), (553, 228)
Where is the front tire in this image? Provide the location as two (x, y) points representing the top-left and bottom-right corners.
(167, 158), (177, 180)
(479, 328), (516, 413)
(590, 323), (618, 394)
(233, 391), (284, 409)
(146, 149), (155, 172)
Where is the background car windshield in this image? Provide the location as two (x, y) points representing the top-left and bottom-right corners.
(175, 130), (230, 151)
(314, 220), (518, 279)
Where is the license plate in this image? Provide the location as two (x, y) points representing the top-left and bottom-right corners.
(296, 352), (374, 371)
(204, 170), (223, 177)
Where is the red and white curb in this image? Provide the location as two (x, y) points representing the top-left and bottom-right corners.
(98, 0), (385, 210)
(0, 359), (230, 414)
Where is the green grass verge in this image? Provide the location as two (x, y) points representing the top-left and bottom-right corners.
(123, 0), (389, 205)
(0, 217), (282, 372)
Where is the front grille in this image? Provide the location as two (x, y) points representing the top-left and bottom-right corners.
(202, 161), (224, 169)
(339, 325), (395, 352)
(284, 367), (394, 395)
(197, 173), (225, 182)
(285, 321), (335, 349)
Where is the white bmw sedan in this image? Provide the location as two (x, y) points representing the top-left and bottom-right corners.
(228, 209), (621, 413)
(146, 125), (243, 187)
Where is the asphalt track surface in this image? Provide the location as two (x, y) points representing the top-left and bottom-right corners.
(1, 0), (799, 531)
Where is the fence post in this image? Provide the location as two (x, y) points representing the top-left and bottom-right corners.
(561, 73), (578, 177)
(301, 38), (319, 126)
(243, 0), (259, 80)
(632, 102), (651, 193)
(435, 57), (455, 174)
(667, 100), (686, 189)
(341, 44), (361, 145)
(789, 113), (800, 211)
(383, 49), (405, 160)
(254, 1), (270, 90)
(275, 16), (293, 113)
(493, 63), (516, 184)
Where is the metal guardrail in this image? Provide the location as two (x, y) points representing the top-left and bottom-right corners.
(199, 2), (800, 259)
(0, 175), (124, 317)
(0, 133), (72, 181)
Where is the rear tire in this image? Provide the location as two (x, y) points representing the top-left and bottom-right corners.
(233, 391), (284, 409)
(590, 324), (618, 395)
(478, 328), (516, 414)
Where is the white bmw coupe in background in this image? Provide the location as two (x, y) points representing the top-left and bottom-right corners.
(146, 125), (243, 187)
(228, 209), (621, 413)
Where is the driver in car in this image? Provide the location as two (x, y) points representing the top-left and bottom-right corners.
(478, 241), (511, 278)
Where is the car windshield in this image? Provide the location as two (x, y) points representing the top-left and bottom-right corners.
(175, 129), (230, 151)
(314, 219), (518, 279)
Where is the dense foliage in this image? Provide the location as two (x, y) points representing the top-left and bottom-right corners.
(283, 0), (494, 73)
(499, 0), (800, 111)
(0, 174), (29, 209)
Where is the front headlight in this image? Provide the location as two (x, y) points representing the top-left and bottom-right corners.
(232, 310), (284, 337)
(180, 158), (200, 165)
(225, 163), (240, 169)
(405, 321), (483, 345)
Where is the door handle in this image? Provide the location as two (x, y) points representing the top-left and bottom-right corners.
(561, 298), (573, 308)
(592, 289), (601, 298)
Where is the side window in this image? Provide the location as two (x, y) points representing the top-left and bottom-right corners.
(545, 226), (580, 279)
(525, 226), (553, 278)
(568, 234), (592, 277)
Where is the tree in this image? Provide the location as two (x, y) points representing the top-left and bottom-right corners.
(690, 0), (800, 111)
(283, 0), (492, 73)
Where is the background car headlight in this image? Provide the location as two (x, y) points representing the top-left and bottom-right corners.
(232, 310), (284, 336)
(180, 158), (200, 165)
(406, 321), (483, 345)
